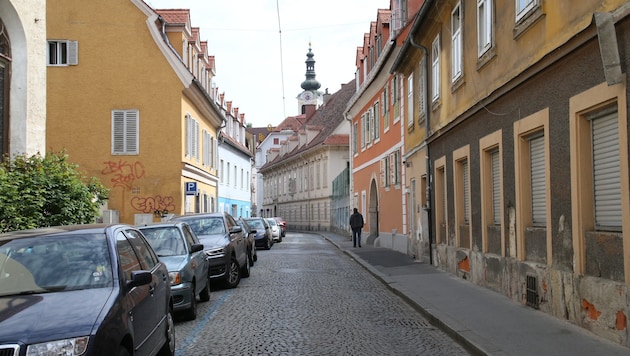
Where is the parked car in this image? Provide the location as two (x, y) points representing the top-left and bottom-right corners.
(237, 218), (258, 267)
(273, 217), (287, 237)
(138, 221), (210, 321)
(0, 224), (175, 356)
(266, 218), (282, 242)
(243, 217), (274, 250)
(171, 212), (249, 288)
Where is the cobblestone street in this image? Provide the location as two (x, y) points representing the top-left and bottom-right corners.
(174, 232), (470, 356)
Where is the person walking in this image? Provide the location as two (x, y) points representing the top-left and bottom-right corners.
(349, 208), (364, 248)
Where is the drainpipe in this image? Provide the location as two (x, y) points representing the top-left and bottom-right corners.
(409, 36), (434, 266)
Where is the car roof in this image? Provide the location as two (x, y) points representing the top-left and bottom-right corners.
(0, 224), (132, 240)
(137, 221), (189, 229)
(170, 212), (227, 220)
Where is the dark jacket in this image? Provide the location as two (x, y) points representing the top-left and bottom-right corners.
(349, 212), (364, 230)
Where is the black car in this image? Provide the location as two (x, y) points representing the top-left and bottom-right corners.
(0, 224), (175, 356)
(237, 218), (258, 267)
(171, 212), (249, 288)
(242, 217), (274, 250)
(138, 221), (210, 321)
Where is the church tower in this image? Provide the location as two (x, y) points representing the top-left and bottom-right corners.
(297, 44), (321, 114)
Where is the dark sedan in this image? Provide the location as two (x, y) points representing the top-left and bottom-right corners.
(171, 212), (249, 288)
(138, 221), (210, 321)
(0, 224), (175, 356)
(242, 217), (274, 250)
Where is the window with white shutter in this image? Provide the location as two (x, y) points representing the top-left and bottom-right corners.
(407, 74), (414, 127)
(491, 150), (501, 224)
(477, 0), (493, 56)
(112, 110), (139, 155)
(590, 108), (622, 230)
(529, 134), (546, 226)
(431, 34), (441, 102)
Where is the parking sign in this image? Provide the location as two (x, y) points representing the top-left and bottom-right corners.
(185, 182), (197, 195)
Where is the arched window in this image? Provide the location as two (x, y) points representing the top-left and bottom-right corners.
(0, 19), (10, 156)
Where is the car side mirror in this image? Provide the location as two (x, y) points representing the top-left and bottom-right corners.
(190, 243), (203, 253)
(128, 270), (152, 288)
(250, 229), (257, 234)
(230, 226), (243, 234)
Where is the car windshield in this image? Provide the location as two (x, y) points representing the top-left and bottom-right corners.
(185, 217), (225, 235)
(244, 219), (264, 229)
(140, 227), (187, 256)
(0, 233), (113, 296)
(267, 219), (277, 226)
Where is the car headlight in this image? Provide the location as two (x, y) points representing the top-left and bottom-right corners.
(169, 271), (182, 285)
(27, 336), (89, 356)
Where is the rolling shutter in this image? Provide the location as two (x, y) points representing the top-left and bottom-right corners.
(591, 109), (621, 229)
(463, 160), (470, 224)
(491, 150), (500, 224)
(529, 135), (546, 225)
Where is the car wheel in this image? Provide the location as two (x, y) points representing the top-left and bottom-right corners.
(199, 278), (211, 302)
(181, 286), (197, 321)
(241, 255), (250, 278)
(224, 257), (241, 288)
(278, 235), (283, 243)
(253, 247), (258, 262)
(266, 237), (272, 250)
(157, 309), (175, 356)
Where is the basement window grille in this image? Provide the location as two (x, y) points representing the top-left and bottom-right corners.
(526, 275), (539, 309)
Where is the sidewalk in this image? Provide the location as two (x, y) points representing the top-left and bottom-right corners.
(318, 231), (630, 356)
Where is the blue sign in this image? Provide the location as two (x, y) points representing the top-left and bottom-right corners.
(185, 182), (197, 196)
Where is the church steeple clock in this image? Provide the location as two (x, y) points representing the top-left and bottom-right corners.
(297, 44), (321, 114)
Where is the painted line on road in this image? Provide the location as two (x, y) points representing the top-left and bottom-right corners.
(175, 290), (233, 355)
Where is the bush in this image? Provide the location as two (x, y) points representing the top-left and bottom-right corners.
(0, 151), (109, 232)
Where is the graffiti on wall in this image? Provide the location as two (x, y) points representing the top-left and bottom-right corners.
(102, 160), (177, 214)
(101, 160), (146, 189)
(131, 195), (176, 214)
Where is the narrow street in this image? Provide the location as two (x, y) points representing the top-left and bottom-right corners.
(173, 232), (469, 355)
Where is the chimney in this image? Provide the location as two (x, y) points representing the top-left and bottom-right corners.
(226, 101), (232, 114)
(323, 88), (331, 105)
(304, 104), (317, 119)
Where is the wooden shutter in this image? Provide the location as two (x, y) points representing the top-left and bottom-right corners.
(591, 109), (621, 229)
(67, 41), (78, 65)
(529, 135), (546, 225)
(112, 110), (138, 154)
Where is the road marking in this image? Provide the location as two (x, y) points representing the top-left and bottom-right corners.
(175, 290), (233, 355)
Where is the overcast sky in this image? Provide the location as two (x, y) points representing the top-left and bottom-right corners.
(145, 0), (389, 128)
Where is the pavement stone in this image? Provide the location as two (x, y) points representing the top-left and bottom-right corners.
(318, 231), (630, 356)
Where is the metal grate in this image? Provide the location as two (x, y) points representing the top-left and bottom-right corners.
(0, 345), (19, 356)
(526, 275), (540, 309)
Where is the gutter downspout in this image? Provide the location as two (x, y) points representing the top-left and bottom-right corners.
(409, 35), (434, 266)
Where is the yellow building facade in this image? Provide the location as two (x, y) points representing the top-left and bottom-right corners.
(46, 0), (222, 224)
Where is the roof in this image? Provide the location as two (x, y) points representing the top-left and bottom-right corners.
(259, 80), (355, 172)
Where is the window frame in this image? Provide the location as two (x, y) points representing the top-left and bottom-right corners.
(431, 34), (441, 103)
(47, 40), (78, 66)
(451, 3), (463, 82)
(477, 0), (493, 57)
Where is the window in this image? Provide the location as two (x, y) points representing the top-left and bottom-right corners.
(391, 150), (401, 185)
(434, 156), (447, 244)
(407, 74), (414, 127)
(381, 155), (390, 187)
(451, 3), (463, 81)
(431, 35), (441, 102)
(529, 135), (546, 226)
(352, 122), (359, 154)
(185, 114), (199, 160)
(47, 40), (78, 66)
(392, 75), (400, 119)
(480, 130), (503, 255)
(515, 0), (539, 21)
(454, 146), (471, 249)
(362, 112), (371, 146)
(477, 0), (493, 56)
(418, 58), (427, 122)
(112, 110), (139, 155)
(1, 22), (11, 156)
(373, 102), (380, 141)
(203, 131), (215, 168)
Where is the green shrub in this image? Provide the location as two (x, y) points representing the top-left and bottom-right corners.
(0, 151), (109, 232)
